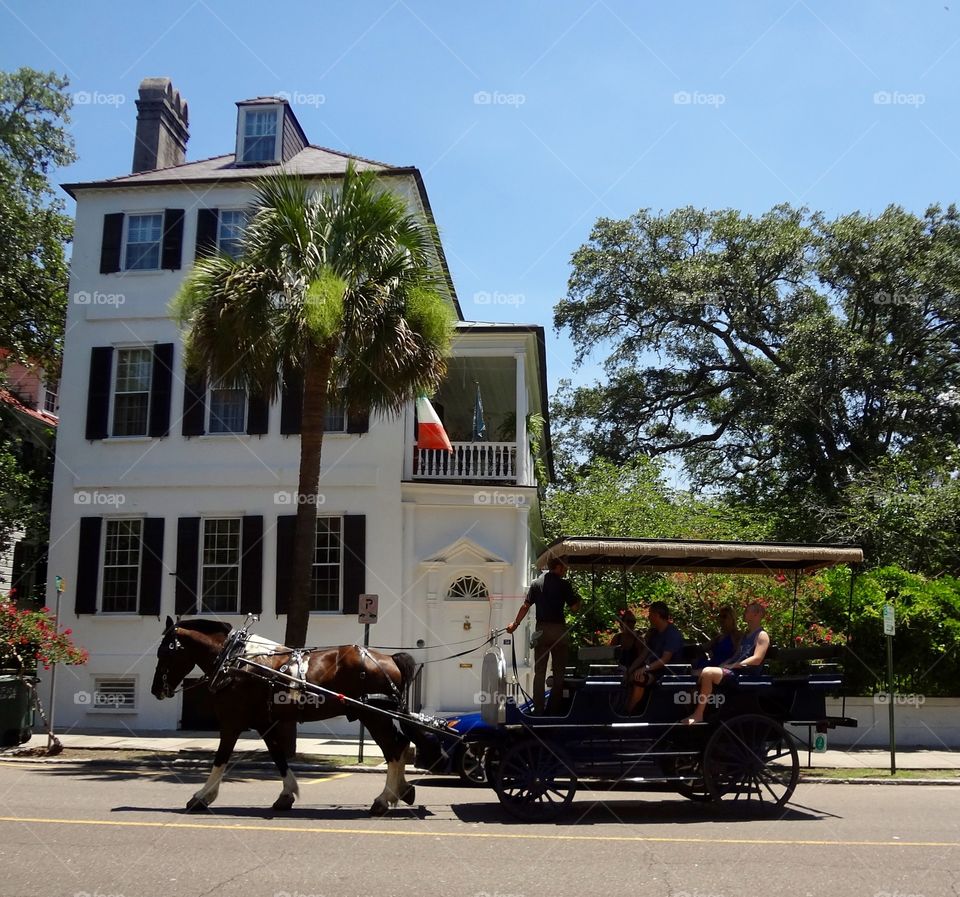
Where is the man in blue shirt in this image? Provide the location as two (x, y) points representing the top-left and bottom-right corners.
(625, 601), (684, 714)
(507, 557), (582, 714)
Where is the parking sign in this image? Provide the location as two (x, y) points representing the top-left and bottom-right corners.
(358, 594), (379, 625)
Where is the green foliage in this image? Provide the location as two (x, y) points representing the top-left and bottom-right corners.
(304, 269), (347, 342)
(819, 565), (960, 697)
(555, 203), (960, 574)
(0, 595), (87, 670)
(0, 68), (75, 371)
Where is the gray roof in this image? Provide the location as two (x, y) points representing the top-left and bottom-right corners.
(62, 145), (398, 196)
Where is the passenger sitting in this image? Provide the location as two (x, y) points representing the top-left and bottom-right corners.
(609, 609), (642, 671)
(708, 605), (741, 666)
(625, 601), (685, 715)
(682, 601), (769, 725)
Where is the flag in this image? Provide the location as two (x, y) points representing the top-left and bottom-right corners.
(472, 382), (486, 442)
(416, 395), (453, 452)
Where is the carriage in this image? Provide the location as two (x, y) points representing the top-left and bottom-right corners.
(418, 537), (864, 821)
(152, 535), (862, 820)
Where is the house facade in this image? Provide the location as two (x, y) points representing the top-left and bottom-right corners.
(44, 77), (548, 733)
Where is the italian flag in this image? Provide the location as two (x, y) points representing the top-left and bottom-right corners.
(416, 395), (453, 452)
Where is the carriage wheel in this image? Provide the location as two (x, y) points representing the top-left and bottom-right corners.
(457, 743), (489, 786)
(702, 714), (799, 810)
(493, 738), (577, 821)
(669, 755), (711, 803)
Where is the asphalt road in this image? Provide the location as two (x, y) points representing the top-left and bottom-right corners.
(0, 760), (958, 897)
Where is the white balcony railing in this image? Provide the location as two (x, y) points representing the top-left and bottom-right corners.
(413, 441), (518, 481)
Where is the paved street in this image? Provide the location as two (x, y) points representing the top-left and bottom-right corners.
(1, 760), (958, 897)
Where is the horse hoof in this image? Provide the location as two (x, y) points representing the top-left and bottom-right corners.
(370, 799), (389, 817)
(185, 797), (208, 813)
(400, 784), (416, 806)
(272, 794), (295, 812)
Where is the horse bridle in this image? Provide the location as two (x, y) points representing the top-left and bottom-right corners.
(158, 624), (207, 697)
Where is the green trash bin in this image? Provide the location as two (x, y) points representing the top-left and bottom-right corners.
(0, 674), (35, 747)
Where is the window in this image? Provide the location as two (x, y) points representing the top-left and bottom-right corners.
(92, 677), (137, 711)
(447, 575), (489, 601)
(240, 108), (278, 163)
(325, 405), (347, 432)
(43, 381), (58, 414)
(124, 213), (163, 270)
(208, 384), (247, 434)
(310, 517), (342, 612)
(218, 210), (248, 258)
(112, 348), (152, 436)
(200, 518), (241, 613)
(101, 519), (142, 613)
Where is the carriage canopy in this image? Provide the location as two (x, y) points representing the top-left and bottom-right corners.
(536, 536), (863, 576)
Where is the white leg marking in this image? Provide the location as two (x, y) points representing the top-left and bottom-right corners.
(280, 769), (299, 800)
(193, 763), (225, 804)
(374, 759), (401, 808)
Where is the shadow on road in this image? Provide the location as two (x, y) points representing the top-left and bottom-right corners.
(110, 804), (432, 821)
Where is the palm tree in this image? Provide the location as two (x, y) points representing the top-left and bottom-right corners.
(174, 162), (453, 647)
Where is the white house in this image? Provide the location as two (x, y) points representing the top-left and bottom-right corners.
(45, 77), (551, 733)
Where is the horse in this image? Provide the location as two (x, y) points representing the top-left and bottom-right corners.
(150, 616), (419, 816)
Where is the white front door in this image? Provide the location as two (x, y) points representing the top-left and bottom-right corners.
(434, 602), (489, 711)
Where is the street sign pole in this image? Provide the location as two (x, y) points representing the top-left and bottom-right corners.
(356, 595), (378, 763)
(47, 576), (64, 752)
(884, 593), (897, 775)
(358, 621), (370, 763)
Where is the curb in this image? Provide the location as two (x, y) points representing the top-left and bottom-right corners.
(799, 775), (960, 786)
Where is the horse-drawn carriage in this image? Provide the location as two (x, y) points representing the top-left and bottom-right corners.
(151, 536), (861, 821)
(446, 537), (863, 820)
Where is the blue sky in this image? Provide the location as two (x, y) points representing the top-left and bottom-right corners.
(2, 0), (959, 396)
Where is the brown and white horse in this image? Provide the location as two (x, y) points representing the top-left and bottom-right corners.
(151, 617), (418, 815)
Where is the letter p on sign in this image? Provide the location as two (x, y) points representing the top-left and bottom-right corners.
(359, 594), (379, 625)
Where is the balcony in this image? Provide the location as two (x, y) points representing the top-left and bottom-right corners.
(413, 441), (517, 482)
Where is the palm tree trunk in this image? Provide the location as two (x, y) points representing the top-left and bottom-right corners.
(284, 349), (332, 649)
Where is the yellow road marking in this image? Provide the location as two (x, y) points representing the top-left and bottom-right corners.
(300, 773), (352, 785)
(0, 816), (957, 848)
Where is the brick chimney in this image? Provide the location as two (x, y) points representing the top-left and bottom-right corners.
(131, 77), (189, 173)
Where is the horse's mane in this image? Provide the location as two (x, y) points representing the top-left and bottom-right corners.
(176, 619), (232, 636)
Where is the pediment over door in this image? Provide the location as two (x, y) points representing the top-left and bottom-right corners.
(419, 536), (508, 599)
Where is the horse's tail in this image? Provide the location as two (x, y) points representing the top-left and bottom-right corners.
(391, 651), (417, 691)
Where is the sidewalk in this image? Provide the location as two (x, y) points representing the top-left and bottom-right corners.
(5, 729), (960, 770)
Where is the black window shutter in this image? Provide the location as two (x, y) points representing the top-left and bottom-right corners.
(246, 392), (269, 435)
(182, 370), (207, 437)
(346, 408), (369, 434)
(175, 517), (200, 616)
(341, 515), (365, 615)
(75, 517), (103, 614)
(149, 343), (174, 437)
(161, 209), (185, 270)
(85, 347), (114, 440)
(280, 371), (303, 435)
(195, 208), (219, 259)
(99, 212), (124, 274)
(275, 515), (297, 614)
(240, 515), (264, 614)
(139, 517), (165, 616)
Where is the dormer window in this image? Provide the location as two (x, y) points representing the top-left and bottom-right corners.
(238, 107), (279, 164)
